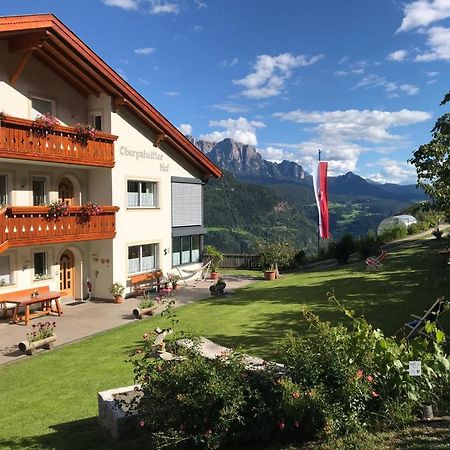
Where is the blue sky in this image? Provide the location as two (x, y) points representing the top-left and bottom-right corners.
(2, 0), (449, 184)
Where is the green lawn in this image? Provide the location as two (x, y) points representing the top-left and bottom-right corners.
(1, 236), (449, 449)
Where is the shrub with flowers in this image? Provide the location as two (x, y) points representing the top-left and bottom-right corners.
(127, 295), (450, 449)
(72, 123), (96, 146)
(78, 201), (103, 224)
(48, 200), (69, 219)
(26, 321), (56, 343)
(32, 113), (60, 138)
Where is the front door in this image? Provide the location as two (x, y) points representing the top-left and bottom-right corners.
(58, 177), (74, 206)
(60, 251), (74, 298)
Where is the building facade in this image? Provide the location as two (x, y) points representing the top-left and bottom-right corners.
(0, 14), (221, 300)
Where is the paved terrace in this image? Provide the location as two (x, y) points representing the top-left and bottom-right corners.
(0, 275), (256, 365)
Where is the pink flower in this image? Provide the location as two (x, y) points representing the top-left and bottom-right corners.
(292, 391), (300, 399)
(371, 391), (380, 398)
(277, 420), (285, 431)
(205, 429), (213, 438)
(357, 369), (363, 379)
(367, 375), (373, 382)
(293, 420), (300, 429)
(138, 419), (145, 428)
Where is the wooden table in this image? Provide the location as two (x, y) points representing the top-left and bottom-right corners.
(10, 291), (63, 325)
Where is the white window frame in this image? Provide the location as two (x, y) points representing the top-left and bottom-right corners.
(0, 254), (13, 286)
(33, 251), (48, 280)
(172, 235), (202, 267)
(127, 180), (158, 209)
(127, 243), (158, 275)
(30, 95), (55, 119)
(32, 176), (48, 206)
(0, 174), (8, 206)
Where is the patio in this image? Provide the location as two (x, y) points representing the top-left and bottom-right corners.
(0, 275), (256, 365)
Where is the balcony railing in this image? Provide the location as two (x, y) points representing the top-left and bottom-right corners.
(0, 116), (117, 167)
(0, 206), (119, 253)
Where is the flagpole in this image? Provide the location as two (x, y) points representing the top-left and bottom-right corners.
(317, 149), (321, 256)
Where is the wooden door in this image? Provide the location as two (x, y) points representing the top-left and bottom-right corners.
(60, 251), (74, 298)
(58, 178), (74, 206)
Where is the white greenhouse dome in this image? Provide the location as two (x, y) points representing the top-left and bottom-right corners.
(377, 215), (417, 234)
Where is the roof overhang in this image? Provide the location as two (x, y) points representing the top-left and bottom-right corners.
(0, 14), (222, 180)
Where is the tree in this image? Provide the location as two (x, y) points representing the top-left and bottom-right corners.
(410, 91), (450, 213)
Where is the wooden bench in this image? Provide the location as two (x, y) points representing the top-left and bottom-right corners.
(0, 286), (51, 320)
(130, 271), (163, 297)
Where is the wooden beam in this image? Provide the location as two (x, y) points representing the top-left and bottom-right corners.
(34, 51), (91, 97)
(10, 48), (33, 86)
(8, 31), (49, 52)
(41, 41), (102, 96)
(155, 132), (166, 147)
(112, 97), (126, 112)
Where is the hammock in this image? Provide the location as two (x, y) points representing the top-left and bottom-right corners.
(176, 260), (212, 286)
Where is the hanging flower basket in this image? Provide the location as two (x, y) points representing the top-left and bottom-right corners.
(72, 123), (97, 146)
(47, 200), (69, 219)
(78, 201), (103, 224)
(31, 113), (60, 138)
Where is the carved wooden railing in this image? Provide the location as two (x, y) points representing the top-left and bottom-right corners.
(0, 206), (119, 253)
(0, 116), (117, 167)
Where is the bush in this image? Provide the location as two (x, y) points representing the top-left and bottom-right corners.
(332, 234), (356, 264)
(257, 240), (296, 272)
(378, 225), (408, 244)
(357, 231), (380, 259)
(128, 301), (450, 448)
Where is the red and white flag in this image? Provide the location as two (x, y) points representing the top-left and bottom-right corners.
(312, 161), (330, 239)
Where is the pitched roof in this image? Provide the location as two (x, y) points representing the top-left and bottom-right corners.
(0, 13), (222, 180)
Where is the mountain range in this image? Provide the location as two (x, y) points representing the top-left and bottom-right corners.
(191, 136), (426, 253)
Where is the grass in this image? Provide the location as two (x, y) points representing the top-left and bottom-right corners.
(1, 236), (449, 449)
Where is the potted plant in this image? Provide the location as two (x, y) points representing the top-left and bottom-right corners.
(31, 113), (60, 138)
(203, 245), (223, 280)
(257, 240), (296, 280)
(78, 201), (103, 224)
(209, 278), (226, 296)
(72, 123), (97, 146)
(132, 295), (156, 319)
(110, 282), (125, 304)
(47, 200), (69, 220)
(18, 321), (57, 355)
(168, 274), (181, 290)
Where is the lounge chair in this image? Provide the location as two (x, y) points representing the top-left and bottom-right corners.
(366, 249), (387, 271)
(176, 260), (212, 286)
(405, 298), (447, 340)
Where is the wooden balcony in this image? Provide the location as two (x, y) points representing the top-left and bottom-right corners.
(0, 206), (119, 253)
(0, 116), (117, 168)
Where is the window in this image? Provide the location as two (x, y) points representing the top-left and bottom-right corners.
(32, 177), (47, 206)
(31, 97), (53, 119)
(172, 180), (202, 227)
(172, 235), (202, 267)
(0, 175), (7, 206)
(127, 180), (157, 208)
(128, 244), (157, 274)
(34, 252), (47, 279)
(0, 255), (11, 285)
(89, 112), (103, 131)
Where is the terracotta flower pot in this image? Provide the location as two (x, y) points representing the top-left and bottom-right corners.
(114, 295), (124, 304)
(210, 271), (219, 280)
(264, 271), (276, 281)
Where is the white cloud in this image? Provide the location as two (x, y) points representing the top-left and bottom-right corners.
(427, 71), (440, 76)
(199, 117), (266, 146)
(138, 78), (150, 85)
(272, 108), (431, 175)
(195, 0), (207, 8)
(179, 123), (192, 135)
(148, 0), (180, 14)
(192, 25), (203, 32)
(212, 102), (250, 113)
(218, 57), (239, 68)
(259, 146), (297, 163)
(163, 91), (180, 96)
(427, 78), (438, 84)
(355, 74), (420, 96)
(233, 52), (324, 99)
(134, 47), (155, 55)
(387, 49), (408, 61)
(398, 0), (450, 32)
(102, 0), (139, 10)
(414, 26), (450, 61)
(368, 158), (417, 184)
(115, 67), (128, 80)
